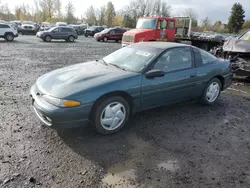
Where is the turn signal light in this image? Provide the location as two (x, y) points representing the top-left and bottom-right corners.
(63, 100), (81, 107)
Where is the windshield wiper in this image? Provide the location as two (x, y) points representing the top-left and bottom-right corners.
(97, 59), (108, 65)
(109, 63), (126, 71)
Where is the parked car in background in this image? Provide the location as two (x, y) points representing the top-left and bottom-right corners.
(30, 42), (233, 135)
(0, 23), (18, 41)
(191, 32), (202, 38)
(40, 22), (50, 31)
(36, 26), (78, 42)
(84, 26), (104, 37)
(56, 22), (68, 26)
(21, 24), (37, 35)
(94, 27), (127, 42)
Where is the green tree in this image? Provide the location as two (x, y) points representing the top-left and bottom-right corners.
(228, 3), (245, 33)
(122, 14), (133, 28)
(65, 1), (75, 24)
(105, 1), (115, 27)
(213, 20), (222, 32)
(243, 19), (250, 29)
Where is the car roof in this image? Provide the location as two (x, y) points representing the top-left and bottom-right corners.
(130, 42), (191, 50)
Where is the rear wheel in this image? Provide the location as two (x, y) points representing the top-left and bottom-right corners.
(92, 96), (130, 135)
(200, 78), (222, 105)
(68, 35), (75, 42)
(5, 33), (14, 41)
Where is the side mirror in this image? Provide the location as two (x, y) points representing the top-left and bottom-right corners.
(145, 69), (165, 79)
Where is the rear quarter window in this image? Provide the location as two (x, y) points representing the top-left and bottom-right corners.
(0, 24), (10, 28)
(200, 49), (217, 65)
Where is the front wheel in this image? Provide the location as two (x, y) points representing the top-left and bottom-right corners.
(44, 35), (52, 42)
(200, 78), (222, 105)
(5, 33), (14, 41)
(103, 37), (108, 42)
(92, 96), (130, 135)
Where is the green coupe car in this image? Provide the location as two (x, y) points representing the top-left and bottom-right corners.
(30, 42), (233, 135)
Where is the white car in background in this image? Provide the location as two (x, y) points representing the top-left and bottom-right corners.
(56, 22), (68, 26)
(0, 23), (18, 41)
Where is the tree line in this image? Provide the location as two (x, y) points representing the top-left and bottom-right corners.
(0, 0), (249, 34)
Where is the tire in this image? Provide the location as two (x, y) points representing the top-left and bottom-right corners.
(44, 35), (52, 42)
(5, 33), (14, 41)
(103, 37), (108, 42)
(85, 34), (88, 37)
(115, 39), (119, 43)
(200, 78), (222, 105)
(68, 35), (75, 42)
(92, 96), (130, 135)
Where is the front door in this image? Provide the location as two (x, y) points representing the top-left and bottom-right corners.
(141, 46), (197, 110)
(0, 24), (5, 36)
(51, 27), (60, 39)
(166, 19), (176, 42)
(155, 19), (168, 41)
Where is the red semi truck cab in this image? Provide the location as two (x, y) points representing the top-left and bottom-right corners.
(122, 16), (176, 47)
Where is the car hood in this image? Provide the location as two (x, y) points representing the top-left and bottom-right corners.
(223, 38), (250, 53)
(124, 28), (154, 36)
(36, 61), (137, 98)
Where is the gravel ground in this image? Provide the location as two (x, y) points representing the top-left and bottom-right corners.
(1, 35), (250, 188)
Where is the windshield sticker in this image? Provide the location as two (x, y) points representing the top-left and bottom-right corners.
(136, 51), (151, 57)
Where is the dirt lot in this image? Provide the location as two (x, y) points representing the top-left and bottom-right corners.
(1, 35), (250, 188)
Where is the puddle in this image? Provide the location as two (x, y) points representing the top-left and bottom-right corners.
(157, 160), (178, 172)
(102, 133), (151, 187)
(102, 159), (137, 187)
(102, 168), (136, 187)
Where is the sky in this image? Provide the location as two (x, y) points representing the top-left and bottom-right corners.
(1, 0), (250, 23)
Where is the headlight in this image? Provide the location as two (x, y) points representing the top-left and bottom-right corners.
(41, 95), (81, 107)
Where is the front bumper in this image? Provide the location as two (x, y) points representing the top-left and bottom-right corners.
(121, 42), (131, 47)
(22, 29), (37, 34)
(223, 73), (233, 90)
(30, 84), (92, 128)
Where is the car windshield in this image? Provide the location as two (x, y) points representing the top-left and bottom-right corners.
(136, 19), (156, 29)
(89, 26), (99, 30)
(48, 27), (58, 32)
(100, 28), (111, 33)
(239, 31), (250, 40)
(23, 21), (34, 25)
(102, 46), (156, 72)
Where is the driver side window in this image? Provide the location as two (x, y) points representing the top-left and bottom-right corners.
(157, 20), (167, 30)
(53, 28), (59, 32)
(109, 30), (115, 34)
(153, 47), (193, 72)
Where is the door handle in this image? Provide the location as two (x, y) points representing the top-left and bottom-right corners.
(190, 73), (196, 77)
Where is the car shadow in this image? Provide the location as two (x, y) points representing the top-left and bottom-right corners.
(38, 40), (79, 44)
(0, 39), (20, 43)
(57, 98), (228, 171)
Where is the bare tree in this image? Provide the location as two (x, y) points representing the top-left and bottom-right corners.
(85, 5), (97, 25)
(55, 0), (62, 21)
(65, 1), (75, 24)
(105, 1), (115, 27)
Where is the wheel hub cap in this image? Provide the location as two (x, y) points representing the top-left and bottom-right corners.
(206, 82), (220, 102)
(100, 102), (126, 131)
